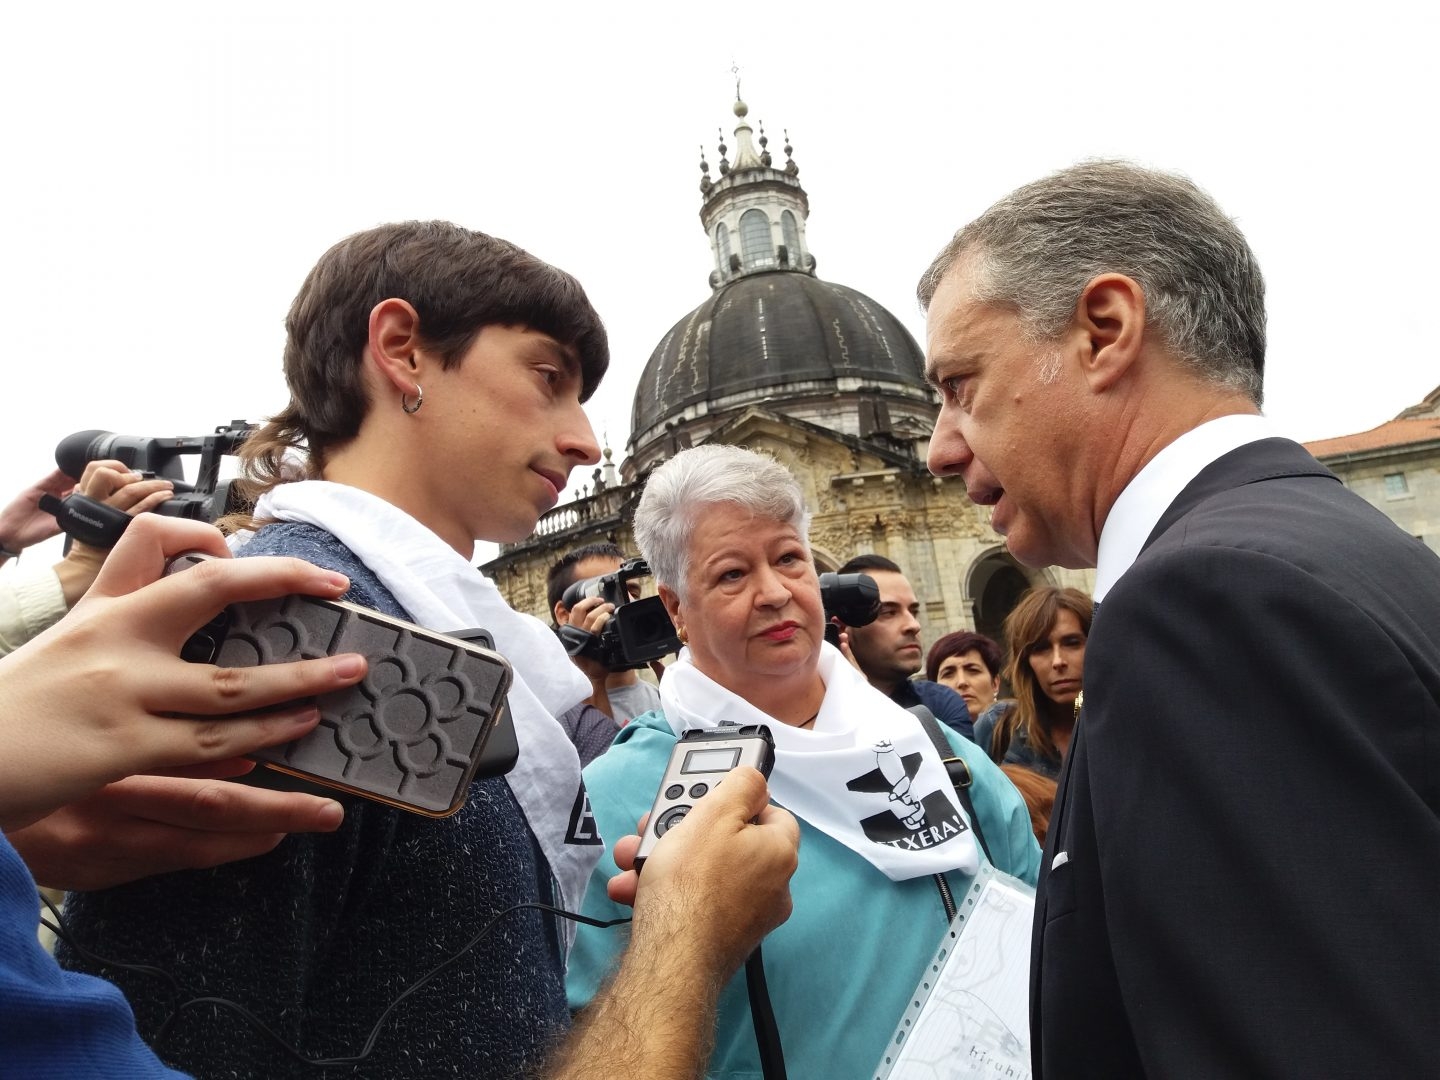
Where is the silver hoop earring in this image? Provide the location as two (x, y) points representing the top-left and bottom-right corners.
(401, 383), (424, 414)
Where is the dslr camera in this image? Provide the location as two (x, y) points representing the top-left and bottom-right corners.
(819, 571), (882, 647)
(45, 422), (256, 547)
(558, 557), (681, 671)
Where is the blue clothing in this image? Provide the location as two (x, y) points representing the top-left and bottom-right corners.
(58, 523), (569, 1079)
(973, 700), (1016, 762)
(0, 832), (186, 1078)
(558, 701), (618, 767)
(568, 711), (1041, 1080)
(1002, 722), (1061, 780)
(892, 677), (974, 741)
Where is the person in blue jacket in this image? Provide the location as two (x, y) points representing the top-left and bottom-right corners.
(568, 445), (1040, 1079)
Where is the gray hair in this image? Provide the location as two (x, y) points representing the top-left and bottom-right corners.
(633, 444), (812, 599)
(917, 160), (1266, 406)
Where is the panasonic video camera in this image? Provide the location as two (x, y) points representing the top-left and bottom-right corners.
(44, 422), (256, 548)
(558, 557), (681, 670)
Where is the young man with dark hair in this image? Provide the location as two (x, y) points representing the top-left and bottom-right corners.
(833, 554), (973, 739)
(26, 222), (798, 1079)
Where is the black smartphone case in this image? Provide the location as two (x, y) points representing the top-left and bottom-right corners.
(180, 583), (514, 818)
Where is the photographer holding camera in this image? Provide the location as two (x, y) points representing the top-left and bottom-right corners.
(832, 554), (974, 740)
(0, 461), (174, 656)
(548, 542), (666, 726)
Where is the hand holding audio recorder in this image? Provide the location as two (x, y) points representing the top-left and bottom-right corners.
(634, 724), (776, 871)
(166, 552), (516, 817)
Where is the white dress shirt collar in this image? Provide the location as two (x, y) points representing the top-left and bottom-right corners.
(1093, 414), (1276, 601)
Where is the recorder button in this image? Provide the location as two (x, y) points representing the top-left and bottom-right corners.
(665, 784), (685, 800)
(655, 805), (691, 837)
(688, 783), (709, 799)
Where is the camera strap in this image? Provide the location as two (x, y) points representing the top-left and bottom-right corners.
(745, 943), (788, 1080)
(39, 492), (134, 549)
(556, 622), (605, 662)
(908, 706), (993, 866)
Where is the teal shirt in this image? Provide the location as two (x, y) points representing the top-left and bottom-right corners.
(568, 711), (1042, 1080)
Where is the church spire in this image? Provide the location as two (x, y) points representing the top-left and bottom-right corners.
(697, 86), (814, 290)
(728, 95), (765, 172)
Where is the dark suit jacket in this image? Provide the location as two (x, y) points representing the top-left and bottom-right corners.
(1030, 438), (1440, 1078)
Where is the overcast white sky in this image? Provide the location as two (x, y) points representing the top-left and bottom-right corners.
(2, 1), (1435, 560)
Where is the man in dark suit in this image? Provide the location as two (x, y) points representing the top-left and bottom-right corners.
(917, 161), (1439, 1077)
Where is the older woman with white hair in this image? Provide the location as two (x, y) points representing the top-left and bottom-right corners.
(567, 444), (1040, 1078)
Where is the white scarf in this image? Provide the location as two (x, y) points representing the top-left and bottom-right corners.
(659, 642), (979, 881)
(235, 481), (599, 951)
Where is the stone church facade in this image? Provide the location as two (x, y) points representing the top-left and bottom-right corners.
(482, 93), (1093, 653)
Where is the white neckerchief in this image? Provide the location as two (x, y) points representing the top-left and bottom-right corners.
(659, 642), (978, 881)
(237, 481), (598, 951)
(1095, 414), (1275, 601)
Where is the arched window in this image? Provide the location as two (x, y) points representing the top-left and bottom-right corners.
(716, 222), (732, 273)
(740, 209), (775, 270)
(781, 210), (801, 267)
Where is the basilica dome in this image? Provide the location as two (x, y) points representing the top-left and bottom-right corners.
(624, 95), (938, 477)
(631, 269), (929, 438)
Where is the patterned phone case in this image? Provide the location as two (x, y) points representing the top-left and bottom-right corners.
(183, 588), (513, 818)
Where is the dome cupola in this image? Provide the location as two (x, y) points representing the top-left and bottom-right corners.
(698, 89), (815, 289)
(624, 90), (938, 480)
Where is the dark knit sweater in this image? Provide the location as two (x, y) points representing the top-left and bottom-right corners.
(57, 523), (570, 1078)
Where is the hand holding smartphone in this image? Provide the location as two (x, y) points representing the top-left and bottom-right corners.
(167, 552), (515, 817)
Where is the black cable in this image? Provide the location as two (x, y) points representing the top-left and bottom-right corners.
(42, 895), (183, 995)
(744, 942), (788, 1080)
(43, 892), (630, 1070)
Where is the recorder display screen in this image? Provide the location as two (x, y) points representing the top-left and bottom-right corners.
(682, 747), (742, 774)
